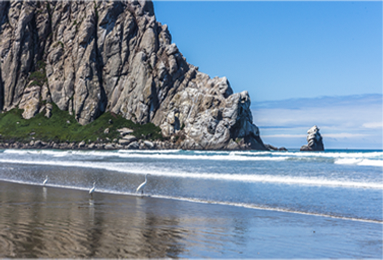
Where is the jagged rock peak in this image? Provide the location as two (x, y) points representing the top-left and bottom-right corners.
(300, 125), (324, 151)
(0, 0), (267, 150)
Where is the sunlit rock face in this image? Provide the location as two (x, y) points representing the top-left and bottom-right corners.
(300, 125), (324, 151)
(0, 0), (266, 150)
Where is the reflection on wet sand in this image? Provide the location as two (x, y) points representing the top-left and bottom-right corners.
(0, 182), (188, 258)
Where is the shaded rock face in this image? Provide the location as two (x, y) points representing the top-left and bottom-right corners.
(300, 125), (324, 151)
(0, 0), (266, 150)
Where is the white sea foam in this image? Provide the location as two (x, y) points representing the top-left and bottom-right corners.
(0, 158), (381, 189)
(2, 149), (288, 161)
(2, 149), (382, 167)
(335, 158), (361, 165)
(238, 150), (383, 159)
(194, 150), (232, 154)
(358, 159), (383, 167)
(335, 158), (383, 167)
(4, 148), (382, 158)
(110, 153), (287, 161)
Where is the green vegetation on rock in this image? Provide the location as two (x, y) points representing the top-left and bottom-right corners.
(28, 60), (47, 87)
(0, 104), (163, 144)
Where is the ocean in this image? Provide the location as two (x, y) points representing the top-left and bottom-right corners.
(0, 149), (381, 257)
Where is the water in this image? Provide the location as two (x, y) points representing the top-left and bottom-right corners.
(0, 149), (381, 222)
(0, 149), (381, 257)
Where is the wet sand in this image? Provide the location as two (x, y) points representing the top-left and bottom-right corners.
(0, 180), (381, 258)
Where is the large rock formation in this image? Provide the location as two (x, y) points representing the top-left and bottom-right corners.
(0, 0), (266, 150)
(300, 125), (324, 151)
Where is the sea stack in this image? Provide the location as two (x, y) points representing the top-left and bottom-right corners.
(300, 125), (324, 151)
(0, 0), (267, 150)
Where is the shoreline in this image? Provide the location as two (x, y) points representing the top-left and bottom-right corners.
(0, 140), (288, 151)
(0, 140), (245, 151)
(0, 139), (177, 151)
(0, 180), (381, 258)
(1, 178), (381, 224)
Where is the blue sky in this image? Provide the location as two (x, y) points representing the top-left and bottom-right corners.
(153, 1), (381, 101)
(153, 1), (382, 149)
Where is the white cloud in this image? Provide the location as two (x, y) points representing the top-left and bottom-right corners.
(322, 133), (367, 138)
(262, 133), (367, 139)
(262, 134), (306, 138)
(362, 122), (382, 129)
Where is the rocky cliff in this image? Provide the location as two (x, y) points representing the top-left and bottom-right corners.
(0, 0), (266, 150)
(300, 125), (324, 151)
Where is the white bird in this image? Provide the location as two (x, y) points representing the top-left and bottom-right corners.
(136, 174), (149, 195)
(89, 182), (96, 195)
(43, 175), (48, 186)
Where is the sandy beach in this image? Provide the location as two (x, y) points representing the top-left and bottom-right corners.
(0, 180), (381, 258)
